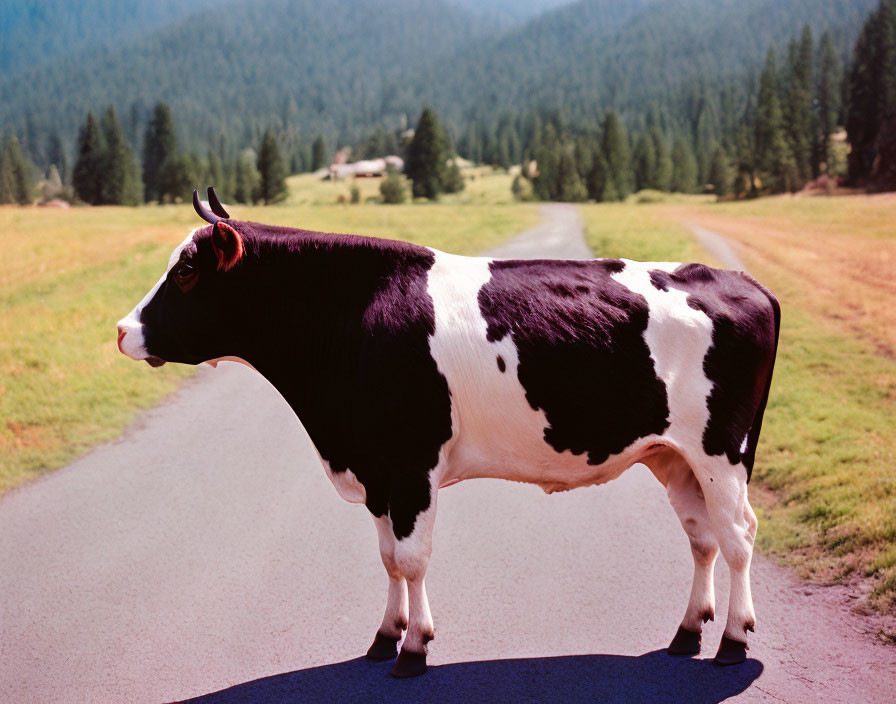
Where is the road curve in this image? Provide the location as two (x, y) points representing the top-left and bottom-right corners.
(2, 205), (894, 704)
(683, 222), (747, 271)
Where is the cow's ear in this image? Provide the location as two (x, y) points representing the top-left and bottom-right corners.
(211, 222), (244, 272)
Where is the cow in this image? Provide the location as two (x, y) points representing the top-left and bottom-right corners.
(117, 187), (780, 677)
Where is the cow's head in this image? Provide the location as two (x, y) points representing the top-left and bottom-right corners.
(116, 188), (249, 367)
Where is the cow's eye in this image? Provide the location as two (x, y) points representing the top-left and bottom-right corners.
(173, 262), (198, 292)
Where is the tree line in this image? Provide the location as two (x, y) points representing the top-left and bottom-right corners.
(846, 0), (896, 189)
(511, 22), (848, 202)
(68, 102), (292, 206)
(3, 1), (895, 205)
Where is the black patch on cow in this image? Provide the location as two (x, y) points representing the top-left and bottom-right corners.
(496, 355), (506, 373)
(140, 222), (453, 539)
(649, 264), (779, 478)
(478, 258), (670, 465)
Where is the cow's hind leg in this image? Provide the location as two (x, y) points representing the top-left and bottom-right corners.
(691, 457), (758, 665)
(648, 451), (719, 656)
(366, 515), (409, 661)
(389, 493), (438, 678)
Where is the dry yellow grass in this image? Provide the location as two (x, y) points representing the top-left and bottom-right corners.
(666, 194), (896, 358)
(661, 194), (896, 609)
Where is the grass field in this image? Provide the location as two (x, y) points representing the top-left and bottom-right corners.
(0, 169), (536, 494)
(583, 193), (896, 613)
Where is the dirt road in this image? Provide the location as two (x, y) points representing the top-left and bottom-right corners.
(1, 204), (894, 703)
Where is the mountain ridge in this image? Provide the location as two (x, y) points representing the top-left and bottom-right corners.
(0, 0), (879, 166)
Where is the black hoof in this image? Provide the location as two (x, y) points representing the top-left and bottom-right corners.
(668, 625), (701, 656)
(390, 649), (427, 678)
(714, 636), (748, 666)
(366, 632), (400, 661)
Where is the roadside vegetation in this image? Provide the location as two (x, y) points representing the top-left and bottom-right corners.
(675, 196), (896, 611)
(0, 170), (535, 494)
(584, 193), (896, 613)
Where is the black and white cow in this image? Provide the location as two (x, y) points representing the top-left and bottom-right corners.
(117, 188), (780, 677)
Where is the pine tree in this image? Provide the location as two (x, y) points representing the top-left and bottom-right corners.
(99, 107), (142, 205)
(707, 145), (733, 197)
(756, 47), (797, 192)
(785, 26), (814, 186)
(601, 110), (631, 198)
(817, 32), (842, 174)
(533, 123), (560, 201)
(670, 136), (697, 193)
(574, 136), (594, 182)
(256, 128), (288, 204)
(0, 134), (32, 205)
(72, 112), (105, 204)
(733, 125), (757, 195)
(694, 92), (721, 184)
(405, 107), (447, 200)
(496, 134), (511, 170)
(142, 103), (177, 203)
(156, 153), (199, 204)
(587, 152), (618, 202)
(311, 134), (328, 172)
(632, 132), (657, 192)
(556, 143), (587, 202)
(846, 0), (896, 186)
(650, 128), (672, 191)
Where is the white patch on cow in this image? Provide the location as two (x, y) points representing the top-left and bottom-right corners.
(116, 229), (201, 360)
(739, 432), (750, 455)
(610, 259), (715, 454)
(425, 250), (655, 493)
(320, 458), (367, 504)
(392, 464), (441, 652)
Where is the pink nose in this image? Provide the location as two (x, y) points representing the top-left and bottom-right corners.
(117, 326), (127, 354)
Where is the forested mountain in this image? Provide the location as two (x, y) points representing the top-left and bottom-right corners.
(416, 0), (876, 130)
(0, 0), (488, 162)
(0, 0), (879, 177)
(0, 0), (225, 76)
(449, 0), (573, 26)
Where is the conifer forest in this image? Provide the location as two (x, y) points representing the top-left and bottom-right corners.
(1, 0), (893, 204)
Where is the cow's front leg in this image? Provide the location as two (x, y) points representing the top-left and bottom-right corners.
(389, 494), (438, 678)
(366, 515), (409, 661)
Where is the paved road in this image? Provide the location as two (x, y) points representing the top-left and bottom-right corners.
(2, 204), (894, 703)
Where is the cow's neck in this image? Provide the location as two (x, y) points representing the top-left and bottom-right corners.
(232, 231), (439, 456)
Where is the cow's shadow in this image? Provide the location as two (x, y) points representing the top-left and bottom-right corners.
(178, 649), (763, 704)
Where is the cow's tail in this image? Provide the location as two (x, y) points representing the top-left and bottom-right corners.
(740, 274), (781, 482)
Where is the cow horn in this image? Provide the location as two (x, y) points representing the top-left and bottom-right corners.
(193, 189), (220, 225)
(207, 186), (230, 219)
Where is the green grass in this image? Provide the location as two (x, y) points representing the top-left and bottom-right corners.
(580, 199), (711, 263)
(698, 193), (896, 239)
(752, 303), (896, 608)
(581, 196), (896, 612)
(0, 181), (536, 494)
